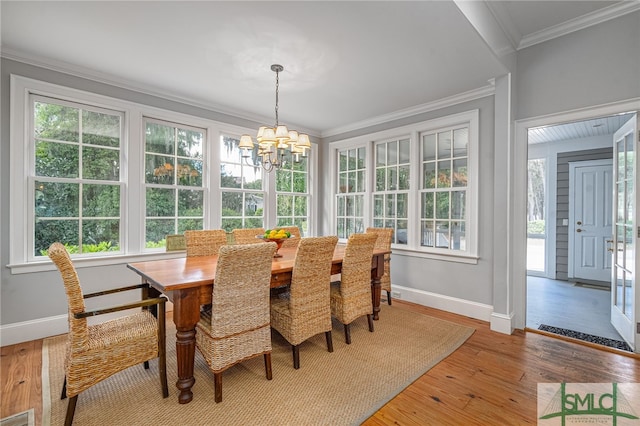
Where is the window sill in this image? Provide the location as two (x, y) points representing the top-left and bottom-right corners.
(390, 247), (479, 264)
(7, 251), (186, 275)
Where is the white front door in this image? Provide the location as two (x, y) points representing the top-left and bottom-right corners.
(569, 160), (613, 283)
(611, 114), (638, 350)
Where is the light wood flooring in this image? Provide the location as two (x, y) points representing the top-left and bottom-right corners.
(2, 300), (638, 425)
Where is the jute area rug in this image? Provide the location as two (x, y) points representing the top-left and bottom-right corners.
(42, 304), (474, 425)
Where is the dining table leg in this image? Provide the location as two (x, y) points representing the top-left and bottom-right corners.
(171, 287), (200, 404)
(371, 253), (384, 320)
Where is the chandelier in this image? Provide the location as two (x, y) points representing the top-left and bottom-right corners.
(239, 64), (311, 172)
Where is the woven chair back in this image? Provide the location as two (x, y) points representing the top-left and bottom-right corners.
(279, 225), (302, 248)
(184, 229), (228, 257)
(210, 242), (276, 338)
(365, 227), (393, 291)
(289, 236), (338, 316)
(340, 233), (378, 298)
(232, 228), (266, 244)
(47, 242), (88, 347)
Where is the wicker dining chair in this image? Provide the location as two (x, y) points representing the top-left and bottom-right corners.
(270, 236), (338, 369)
(278, 225), (302, 248)
(366, 227), (393, 305)
(184, 229), (228, 257)
(330, 233), (378, 344)
(232, 227), (266, 244)
(195, 242), (276, 402)
(48, 242), (168, 426)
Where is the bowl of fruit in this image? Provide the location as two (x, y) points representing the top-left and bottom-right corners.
(257, 229), (293, 257)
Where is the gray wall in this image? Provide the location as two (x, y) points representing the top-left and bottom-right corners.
(516, 11), (640, 121)
(555, 148), (613, 280)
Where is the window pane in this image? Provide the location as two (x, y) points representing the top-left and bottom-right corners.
(277, 194), (293, 216)
(277, 170), (292, 192)
(145, 122), (174, 155)
(294, 195), (307, 216)
(437, 160), (451, 188)
(221, 164), (242, 188)
(398, 165), (410, 190)
(146, 187), (175, 217)
(146, 219), (174, 246)
(399, 139), (410, 163)
(177, 129), (203, 159)
(337, 196), (345, 216)
(348, 171), (356, 193)
(387, 141), (397, 165)
(177, 159), (202, 187)
(421, 192), (434, 219)
(35, 141), (79, 178)
(376, 168), (385, 191)
(422, 134), (436, 161)
(339, 172), (347, 193)
(453, 128), (468, 157)
(451, 221), (466, 251)
(35, 181), (79, 217)
(421, 220), (434, 247)
(146, 154), (175, 185)
(337, 218), (345, 238)
(178, 218), (203, 233)
(385, 194), (396, 218)
(397, 193), (408, 218)
(435, 221), (450, 248)
(339, 151), (348, 172)
(178, 189), (203, 216)
(346, 195), (354, 216)
(83, 146), (119, 180)
(82, 110), (120, 148)
(438, 131), (451, 159)
(452, 158), (467, 187)
(82, 219), (120, 251)
(35, 219), (79, 256)
(435, 192), (449, 219)
(397, 220), (407, 245)
(83, 184), (120, 216)
(348, 149), (357, 170)
(354, 194), (363, 217)
(451, 190), (466, 220)
(244, 193), (263, 216)
(387, 166), (397, 190)
(356, 170), (365, 192)
(35, 102), (79, 142)
(376, 143), (385, 167)
(358, 147), (366, 169)
(222, 192), (243, 216)
(423, 162), (436, 189)
(373, 194), (384, 217)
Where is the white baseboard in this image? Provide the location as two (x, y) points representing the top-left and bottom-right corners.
(490, 311), (515, 334)
(391, 285), (493, 321)
(0, 314), (69, 347)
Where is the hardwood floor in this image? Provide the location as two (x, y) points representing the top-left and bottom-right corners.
(1, 301), (638, 425)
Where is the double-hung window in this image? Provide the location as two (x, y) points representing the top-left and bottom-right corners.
(32, 95), (124, 257)
(219, 134), (265, 231)
(276, 156), (310, 235)
(336, 147), (366, 239)
(143, 118), (205, 247)
(373, 138), (410, 244)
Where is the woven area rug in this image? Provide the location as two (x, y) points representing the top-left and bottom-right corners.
(42, 305), (474, 425)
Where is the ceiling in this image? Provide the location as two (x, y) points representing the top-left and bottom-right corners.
(2, 1), (637, 138)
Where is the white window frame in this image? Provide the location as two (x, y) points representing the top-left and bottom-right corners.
(329, 110), (479, 263)
(9, 75), (317, 273)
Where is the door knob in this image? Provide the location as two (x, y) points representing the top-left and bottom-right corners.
(577, 221), (582, 225)
(576, 229), (582, 233)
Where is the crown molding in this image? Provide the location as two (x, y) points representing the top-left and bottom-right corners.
(1, 48), (320, 138)
(518, 1), (640, 50)
(321, 84), (495, 139)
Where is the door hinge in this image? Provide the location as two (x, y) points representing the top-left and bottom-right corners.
(637, 322), (640, 334)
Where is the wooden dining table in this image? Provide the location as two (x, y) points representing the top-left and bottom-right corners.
(127, 244), (389, 404)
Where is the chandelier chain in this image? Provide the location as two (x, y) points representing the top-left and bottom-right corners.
(274, 68), (279, 127)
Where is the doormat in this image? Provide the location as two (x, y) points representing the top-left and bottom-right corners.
(0, 409), (34, 426)
(538, 324), (632, 352)
(572, 282), (609, 291)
